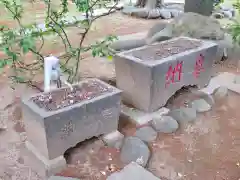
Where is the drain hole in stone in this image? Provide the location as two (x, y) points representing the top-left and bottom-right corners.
(165, 85), (198, 109)
(63, 136), (101, 164)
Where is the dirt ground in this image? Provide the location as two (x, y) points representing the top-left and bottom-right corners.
(0, 10), (240, 180)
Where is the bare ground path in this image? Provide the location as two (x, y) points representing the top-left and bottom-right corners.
(0, 13), (240, 180)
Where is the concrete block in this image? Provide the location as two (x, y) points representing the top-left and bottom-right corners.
(21, 79), (122, 162)
(102, 130), (124, 150)
(23, 141), (66, 178)
(107, 162), (160, 180)
(115, 37), (218, 112)
(121, 104), (169, 125)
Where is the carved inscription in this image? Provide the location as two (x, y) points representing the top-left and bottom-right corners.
(60, 120), (75, 140)
(165, 61), (183, 88)
(193, 54), (204, 78)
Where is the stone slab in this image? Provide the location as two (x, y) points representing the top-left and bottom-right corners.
(23, 141), (66, 178)
(107, 162), (160, 180)
(200, 72), (236, 94)
(21, 79), (121, 160)
(121, 104), (169, 125)
(115, 37), (218, 112)
(117, 32), (148, 41)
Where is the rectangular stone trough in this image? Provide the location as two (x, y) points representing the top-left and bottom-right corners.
(21, 78), (121, 176)
(114, 37), (218, 112)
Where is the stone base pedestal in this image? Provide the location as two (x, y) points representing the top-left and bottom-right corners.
(24, 141), (66, 178)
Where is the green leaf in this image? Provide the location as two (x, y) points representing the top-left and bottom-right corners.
(19, 36), (35, 54)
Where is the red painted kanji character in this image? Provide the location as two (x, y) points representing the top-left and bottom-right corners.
(165, 61), (183, 88)
(193, 54), (204, 78)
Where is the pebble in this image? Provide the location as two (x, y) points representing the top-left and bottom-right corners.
(191, 99), (211, 113)
(120, 137), (150, 167)
(135, 126), (157, 142)
(107, 162), (160, 180)
(170, 9), (182, 17)
(148, 9), (161, 19)
(159, 9), (172, 19)
(214, 86), (228, 99)
(168, 107), (197, 124)
(151, 116), (179, 133)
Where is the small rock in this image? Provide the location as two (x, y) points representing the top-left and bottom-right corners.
(191, 99), (211, 113)
(168, 107), (197, 124)
(159, 9), (172, 19)
(148, 9), (161, 19)
(234, 75), (240, 84)
(107, 162), (160, 180)
(102, 130), (124, 150)
(120, 137), (150, 167)
(151, 116), (179, 133)
(222, 10), (233, 18)
(192, 90), (215, 106)
(212, 12), (224, 19)
(135, 126), (157, 142)
(170, 9), (182, 17)
(219, 3), (234, 11)
(214, 86), (228, 98)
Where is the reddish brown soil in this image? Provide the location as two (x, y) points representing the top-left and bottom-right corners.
(131, 38), (202, 61)
(32, 80), (112, 111)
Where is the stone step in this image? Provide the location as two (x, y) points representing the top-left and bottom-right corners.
(107, 162), (160, 180)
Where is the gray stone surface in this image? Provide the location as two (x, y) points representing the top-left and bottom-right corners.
(21, 79), (121, 160)
(120, 137), (150, 167)
(199, 72), (240, 95)
(191, 90), (215, 106)
(191, 99), (211, 113)
(184, 0), (213, 16)
(159, 9), (172, 19)
(200, 72), (235, 95)
(148, 9), (161, 19)
(151, 116), (179, 133)
(213, 33), (240, 63)
(168, 107), (197, 124)
(222, 10), (233, 18)
(23, 141), (66, 178)
(170, 12), (225, 40)
(146, 25), (172, 44)
(135, 126), (157, 142)
(49, 176), (79, 180)
(102, 130), (124, 150)
(170, 9), (182, 17)
(107, 162), (160, 180)
(146, 23), (167, 38)
(121, 104), (169, 125)
(234, 75), (240, 84)
(214, 86), (228, 98)
(115, 37), (218, 112)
